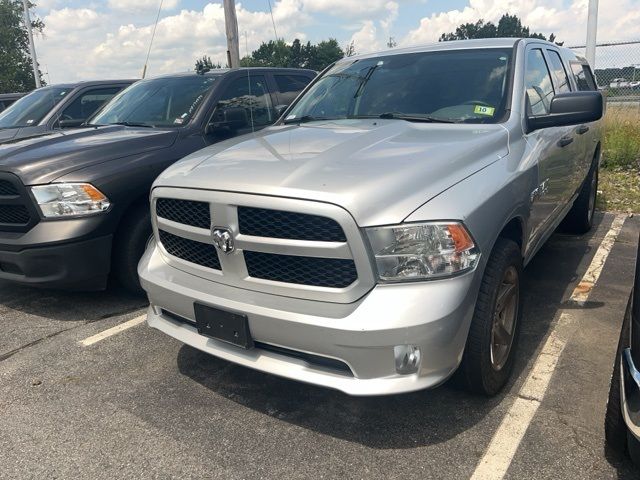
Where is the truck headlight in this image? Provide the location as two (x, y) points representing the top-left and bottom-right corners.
(365, 222), (480, 282)
(31, 183), (110, 218)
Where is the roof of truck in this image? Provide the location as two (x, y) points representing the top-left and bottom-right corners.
(342, 37), (562, 62)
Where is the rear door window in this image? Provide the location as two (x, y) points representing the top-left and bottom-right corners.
(213, 75), (274, 127)
(546, 50), (571, 93)
(571, 63), (598, 91)
(274, 74), (313, 104)
(525, 49), (555, 116)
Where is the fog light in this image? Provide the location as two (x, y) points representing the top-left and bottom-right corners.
(394, 345), (421, 374)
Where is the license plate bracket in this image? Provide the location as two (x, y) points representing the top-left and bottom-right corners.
(193, 303), (254, 349)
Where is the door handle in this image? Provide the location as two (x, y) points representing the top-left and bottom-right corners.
(557, 136), (574, 148)
(576, 125), (590, 135)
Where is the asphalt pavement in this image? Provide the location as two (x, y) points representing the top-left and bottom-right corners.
(1, 211), (639, 479)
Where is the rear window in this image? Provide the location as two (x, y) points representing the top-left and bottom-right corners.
(571, 63), (598, 91)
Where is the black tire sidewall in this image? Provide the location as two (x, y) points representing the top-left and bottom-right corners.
(112, 204), (152, 294)
(462, 238), (523, 396)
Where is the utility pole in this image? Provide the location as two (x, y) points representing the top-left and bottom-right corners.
(22, 0), (41, 88)
(585, 0), (598, 67)
(223, 0), (240, 68)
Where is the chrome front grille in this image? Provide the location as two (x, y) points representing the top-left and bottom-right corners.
(152, 188), (375, 303)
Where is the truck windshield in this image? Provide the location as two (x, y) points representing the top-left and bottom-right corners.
(286, 48), (513, 124)
(0, 86), (72, 129)
(91, 75), (218, 128)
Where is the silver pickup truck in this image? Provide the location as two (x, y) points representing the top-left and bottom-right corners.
(139, 38), (604, 396)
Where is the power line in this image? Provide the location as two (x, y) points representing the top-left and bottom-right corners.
(142, 0), (164, 79)
(267, 0), (278, 40)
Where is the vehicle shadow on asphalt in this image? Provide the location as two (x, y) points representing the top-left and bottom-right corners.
(0, 281), (147, 322)
(176, 213), (614, 450)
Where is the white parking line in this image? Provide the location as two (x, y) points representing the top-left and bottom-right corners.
(79, 314), (147, 347)
(470, 214), (626, 480)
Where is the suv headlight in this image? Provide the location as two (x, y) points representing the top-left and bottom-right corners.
(31, 183), (110, 218)
(365, 222), (480, 282)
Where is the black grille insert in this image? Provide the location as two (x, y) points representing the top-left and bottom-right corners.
(159, 230), (220, 270)
(244, 251), (357, 288)
(0, 205), (30, 225)
(238, 207), (347, 242)
(156, 198), (211, 229)
(0, 180), (19, 196)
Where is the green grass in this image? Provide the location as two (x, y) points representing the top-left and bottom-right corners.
(602, 106), (640, 170)
(597, 169), (640, 213)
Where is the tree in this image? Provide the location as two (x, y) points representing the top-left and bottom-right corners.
(0, 0), (45, 93)
(194, 55), (223, 71)
(344, 40), (356, 57)
(240, 38), (344, 71)
(439, 14), (561, 45)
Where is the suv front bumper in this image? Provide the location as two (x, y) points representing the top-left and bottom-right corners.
(139, 243), (481, 396)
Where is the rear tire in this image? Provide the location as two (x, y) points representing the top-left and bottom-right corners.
(460, 238), (523, 396)
(605, 314), (629, 455)
(562, 163), (598, 234)
(112, 203), (152, 295)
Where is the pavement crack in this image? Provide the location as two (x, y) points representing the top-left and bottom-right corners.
(0, 326), (77, 362)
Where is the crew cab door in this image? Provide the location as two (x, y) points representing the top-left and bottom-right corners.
(525, 47), (581, 246)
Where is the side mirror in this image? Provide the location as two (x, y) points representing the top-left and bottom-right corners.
(527, 91), (603, 131)
(208, 107), (248, 134)
(59, 118), (85, 128)
(275, 104), (289, 118)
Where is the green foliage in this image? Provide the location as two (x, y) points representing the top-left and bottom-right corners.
(439, 14), (562, 45)
(239, 38), (345, 71)
(0, 0), (45, 93)
(602, 107), (640, 170)
(194, 55), (224, 71)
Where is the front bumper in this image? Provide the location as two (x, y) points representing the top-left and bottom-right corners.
(621, 348), (640, 441)
(139, 243), (481, 396)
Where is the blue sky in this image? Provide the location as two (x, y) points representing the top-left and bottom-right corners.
(31, 0), (640, 82)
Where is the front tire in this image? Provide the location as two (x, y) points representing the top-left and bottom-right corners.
(112, 203), (152, 294)
(460, 238), (523, 396)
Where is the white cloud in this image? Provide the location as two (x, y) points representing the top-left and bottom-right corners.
(402, 0), (640, 47)
(107, 0), (180, 13)
(350, 20), (381, 53)
(303, 0), (394, 17)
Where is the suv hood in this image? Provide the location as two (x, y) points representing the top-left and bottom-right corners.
(156, 119), (509, 226)
(0, 126), (179, 185)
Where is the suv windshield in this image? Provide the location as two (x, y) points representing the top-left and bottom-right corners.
(286, 48), (513, 124)
(92, 75), (218, 127)
(0, 86), (72, 129)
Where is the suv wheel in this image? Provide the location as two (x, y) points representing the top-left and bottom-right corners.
(460, 238), (522, 396)
(562, 162), (598, 234)
(112, 203), (152, 294)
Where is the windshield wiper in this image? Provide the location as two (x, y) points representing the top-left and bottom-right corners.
(110, 121), (154, 128)
(283, 115), (328, 125)
(377, 112), (458, 123)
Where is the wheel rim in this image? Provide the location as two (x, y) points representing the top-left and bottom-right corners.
(588, 170), (598, 223)
(490, 266), (519, 371)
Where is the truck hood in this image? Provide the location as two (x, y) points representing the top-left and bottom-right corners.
(0, 126), (179, 185)
(156, 119), (509, 226)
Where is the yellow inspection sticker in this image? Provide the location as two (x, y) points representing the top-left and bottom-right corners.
(474, 105), (495, 116)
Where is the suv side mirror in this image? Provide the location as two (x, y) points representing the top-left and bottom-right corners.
(207, 107), (249, 134)
(527, 91), (603, 131)
(59, 118), (85, 129)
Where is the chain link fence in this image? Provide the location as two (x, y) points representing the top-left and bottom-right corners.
(570, 40), (640, 104)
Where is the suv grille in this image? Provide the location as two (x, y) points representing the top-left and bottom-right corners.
(159, 230), (221, 270)
(244, 251), (357, 288)
(156, 198), (210, 229)
(0, 180), (19, 196)
(0, 205), (30, 225)
(0, 173), (35, 231)
(238, 207), (347, 242)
